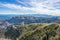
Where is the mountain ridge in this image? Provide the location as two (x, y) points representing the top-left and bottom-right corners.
(0, 14), (60, 24)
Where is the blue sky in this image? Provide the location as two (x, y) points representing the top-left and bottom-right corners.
(0, 0), (60, 16)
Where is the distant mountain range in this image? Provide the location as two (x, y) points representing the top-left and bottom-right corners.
(0, 14), (59, 20)
(0, 14), (60, 24)
(7, 14), (60, 24)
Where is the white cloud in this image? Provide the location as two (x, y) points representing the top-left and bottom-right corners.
(16, 0), (28, 6)
(0, 0), (60, 16)
(1, 3), (30, 10)
(26, 0), (60, 16)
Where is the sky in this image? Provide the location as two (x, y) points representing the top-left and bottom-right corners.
(0, 0), (60, 16)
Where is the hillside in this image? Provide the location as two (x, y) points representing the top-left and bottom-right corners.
(1, 23), (60, 40)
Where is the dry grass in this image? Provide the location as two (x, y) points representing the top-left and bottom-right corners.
(0, 38), (11, 40)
